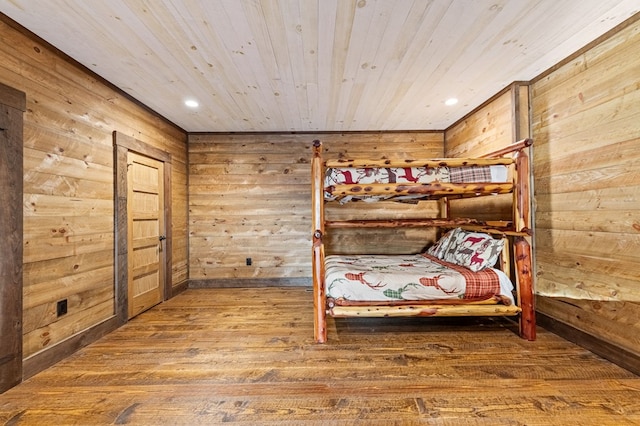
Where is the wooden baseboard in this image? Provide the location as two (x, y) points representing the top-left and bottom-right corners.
(189, 278), (311, 288)
(170, 280), (189, 297)
(22, 317), (120, 380)
(537, 312), (640, 376)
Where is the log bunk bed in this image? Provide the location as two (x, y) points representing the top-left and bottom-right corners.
(311, 138), (535, 343)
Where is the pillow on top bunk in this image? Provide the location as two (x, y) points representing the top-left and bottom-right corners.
(441, 229), (505, 272)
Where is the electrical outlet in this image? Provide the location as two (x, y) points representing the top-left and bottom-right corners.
(57, 299), (68, 317)
(246, 257), (252, 266)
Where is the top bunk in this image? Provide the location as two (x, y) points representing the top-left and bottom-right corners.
(316, 138), (531, 202)
(311, 138), (533, 235)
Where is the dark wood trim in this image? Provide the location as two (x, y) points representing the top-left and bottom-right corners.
(187, 130), (445, 137)
(113, 142), (129, 325)
(170, 280), (189, 297)
(113, 132), (171, 163)
(0, 81), (26, 111)
(537, 312), (640, 376)
(22, 317), (119, 380)
(113, 132), (174, 323)
(189, 278), (311, 288)
(163, 162), (173, 300)
(511, 82), (523, 142)
(0, 83), (25, 393)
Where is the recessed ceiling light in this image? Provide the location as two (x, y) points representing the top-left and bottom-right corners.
(185, 99), (199, 108)
(445, 98), (458, 106)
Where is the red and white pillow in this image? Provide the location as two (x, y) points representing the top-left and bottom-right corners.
(426, 228), (457, 259)
(428, 228), (504, 272)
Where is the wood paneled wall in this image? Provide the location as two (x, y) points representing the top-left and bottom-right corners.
(188, 132), (443, 285)
(445, 89), (513, 157)
(0, 16), (188, 367)
(444, 84), (531, 222)
(531, 17), (640, 357)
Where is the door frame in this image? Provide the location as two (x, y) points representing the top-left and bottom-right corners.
(113, 131), (172, 324)
(0, 82), (26, 393)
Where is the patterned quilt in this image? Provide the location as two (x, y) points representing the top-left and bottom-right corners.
(325, 253), (514, 304)
(324, 165), (507, 202)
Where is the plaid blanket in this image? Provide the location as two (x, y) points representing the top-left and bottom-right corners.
(449, 166), (492, 183)
(420, 253), (500, 299)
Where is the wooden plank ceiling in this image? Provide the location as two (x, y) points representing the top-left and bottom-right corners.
(1, 0), (638, 132)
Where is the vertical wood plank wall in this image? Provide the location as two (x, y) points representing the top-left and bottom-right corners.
(531, 18), (640, 357)
(0, 17), (188, 366)
(445, 88), (515, 156)
(188, 132), (443, 285)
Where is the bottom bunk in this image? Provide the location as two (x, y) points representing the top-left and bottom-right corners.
(312, 228), (536, 343)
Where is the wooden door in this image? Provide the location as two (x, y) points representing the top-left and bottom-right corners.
(127, 152), (165, 319)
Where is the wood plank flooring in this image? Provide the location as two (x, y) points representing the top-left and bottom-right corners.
(1, 287), (639, 425)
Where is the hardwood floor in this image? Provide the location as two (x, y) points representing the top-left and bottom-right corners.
(1, 287), (639, 425)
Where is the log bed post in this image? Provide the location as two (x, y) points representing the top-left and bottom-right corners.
(515, 237), (536, 340)
(311, 140), (327, 343)
(312, 231), (326, 343)
(513, 143), (531, 233)
(513, 141), (535, 340)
